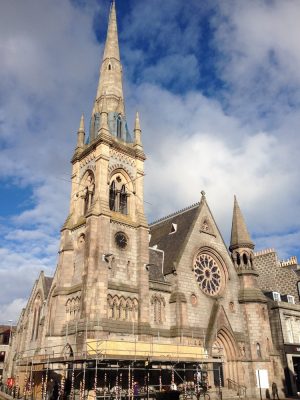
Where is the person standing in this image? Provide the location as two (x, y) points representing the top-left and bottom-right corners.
(271, 382), (279, 400)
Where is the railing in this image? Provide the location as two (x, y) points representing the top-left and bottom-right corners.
(227, 378), (247, 398)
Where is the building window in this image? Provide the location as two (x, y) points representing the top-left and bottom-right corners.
(109, 176), (128, 215)
(82, 172), (95, 215)
(256, 343), (262, 358)
(109, 181), (116, 211)
(107, 295), (138, 322)
(296, 319), (300, 343)
(66, 297), (80, 321)
(285, 317), (294, 343)
(287, 295), (295, 304)
(273, 292), (281, 302)
(117, 115), (122, 138)
(151, 295), (165, 324)
(31, 294), (42, 341)
(119, 185), (127, 214)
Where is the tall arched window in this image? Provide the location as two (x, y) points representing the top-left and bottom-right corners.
(119, 185), (127, 214)
(117, 115), (122, 138)
(31, 294), (42, 341)
(82, 172), (95, 215)
(256, 342), (262, 358)
(109, 176), (128, 215)
(109, 181), (116, 211)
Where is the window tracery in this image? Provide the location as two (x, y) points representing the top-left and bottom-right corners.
(194, 253), (222, 296)
(151, 294), (165, 324)
(82, 171), (95, 215)
(66, 297), (81, 321)
(117, 114), (122, 138)
(31, 294), (42, 341)
(107, 295), (138, 321)
(109, 175), (129, 214)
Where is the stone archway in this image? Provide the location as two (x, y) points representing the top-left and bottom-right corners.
(212, 328), (239, 386)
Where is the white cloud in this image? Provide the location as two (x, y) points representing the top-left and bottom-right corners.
(0, 299), (27, 325)
(1, 0), (300, 323)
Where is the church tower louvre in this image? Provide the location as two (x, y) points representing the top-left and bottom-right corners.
(52, 0), (150, 343)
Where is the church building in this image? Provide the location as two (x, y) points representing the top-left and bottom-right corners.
(7, 2), (285, 399)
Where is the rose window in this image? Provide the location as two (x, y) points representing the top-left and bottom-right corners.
(194, 253), (221, 296)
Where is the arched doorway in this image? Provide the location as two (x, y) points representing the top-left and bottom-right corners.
(212, 328), (239, 387)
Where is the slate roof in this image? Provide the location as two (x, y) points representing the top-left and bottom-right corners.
(149, 248), (165, 282)
(149, 203), (200, 275)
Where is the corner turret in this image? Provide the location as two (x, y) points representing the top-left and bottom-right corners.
(229, 195), (254, 270)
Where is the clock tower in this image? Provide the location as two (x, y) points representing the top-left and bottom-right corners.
(53, 0), (150, 343)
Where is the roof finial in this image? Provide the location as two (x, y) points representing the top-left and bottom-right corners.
(76, 114), (85, 149)
(201, 190), (206, 199)
(134, 111), (143, 149)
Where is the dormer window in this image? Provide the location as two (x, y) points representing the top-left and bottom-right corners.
(273, 292), (281, 302)
(169, 223), (177, 235)
(287, 295), (295, 304)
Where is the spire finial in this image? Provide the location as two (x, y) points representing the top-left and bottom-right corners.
(76, 114), (85, 149)
(79, 113), (85, 132)
(134, 111), (143, 148)
(229, 195), (254, 251)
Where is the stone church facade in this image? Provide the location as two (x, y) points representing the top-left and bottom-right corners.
(7, 2), (287, 399)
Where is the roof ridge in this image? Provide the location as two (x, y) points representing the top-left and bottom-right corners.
(150, 202), (200, 226)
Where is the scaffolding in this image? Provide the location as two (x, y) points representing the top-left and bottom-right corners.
(10, 339), (224, 400)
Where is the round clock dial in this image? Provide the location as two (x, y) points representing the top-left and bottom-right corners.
(115, 232), (128, 249)
(194, 253), (221, 296)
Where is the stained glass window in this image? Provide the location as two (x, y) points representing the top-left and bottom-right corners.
(194, 253), (221, 296)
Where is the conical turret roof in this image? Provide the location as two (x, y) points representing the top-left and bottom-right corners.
(230, 196), (254, 251)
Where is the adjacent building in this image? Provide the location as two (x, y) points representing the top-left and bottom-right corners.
(255, 250), (300, 395)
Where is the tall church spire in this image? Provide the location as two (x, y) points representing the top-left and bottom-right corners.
(95, 0), (124, 115)
(230, 195), (254, 251)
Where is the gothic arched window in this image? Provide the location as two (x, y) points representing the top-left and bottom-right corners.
(256, 342), (262, 358)
(119, 185), (127, 214)
(117, 115), (122, 138)
(109, 181), (116, 211)
(31, 294), (42, 341)
(109, 176), (128, 215)
(82, 172), (95, 215)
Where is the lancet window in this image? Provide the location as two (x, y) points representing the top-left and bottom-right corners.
(82, 171), (95, 215)
(109, 175), (129, 215)
(151, 294), (166, 324)
(117, 114), (122, 138)
(66, 297), (81, 321)
(31, 294), (42, 341)
(107, 295), (138, 322)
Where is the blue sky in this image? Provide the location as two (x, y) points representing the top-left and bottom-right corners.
(1, 0), (300, 323)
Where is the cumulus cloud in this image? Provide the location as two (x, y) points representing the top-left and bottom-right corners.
(1, 0), (300, 323)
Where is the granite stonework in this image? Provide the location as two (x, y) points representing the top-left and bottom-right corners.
(5, 2), (294, 400)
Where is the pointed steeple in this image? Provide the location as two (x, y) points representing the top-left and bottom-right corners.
(134, 111), (142, 148)
(76, 114), (85, 149)
(95, 0), (124, 115)
(229, 196), (254, 251)
(103, 0), (120, 62)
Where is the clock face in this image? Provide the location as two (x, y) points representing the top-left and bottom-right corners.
(115, 232), (128, 249)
